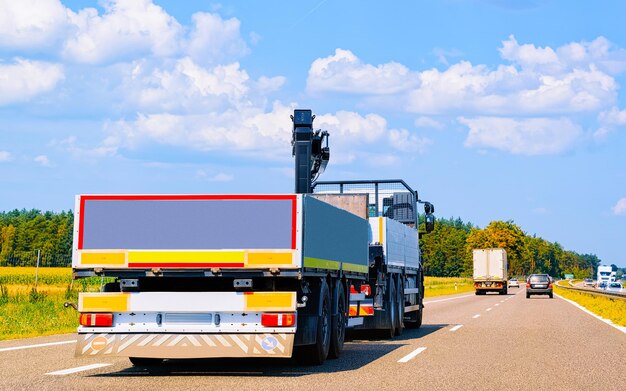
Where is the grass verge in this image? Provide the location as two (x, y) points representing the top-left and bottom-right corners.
(424, 277), (474, 297)
(554, 286), (626, 327)
(0, 267), (109, 341)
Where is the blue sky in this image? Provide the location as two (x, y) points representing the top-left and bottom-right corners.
(0, 0), (625, 267)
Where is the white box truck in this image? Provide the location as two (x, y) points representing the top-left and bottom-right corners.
(473, 248), (508, 295)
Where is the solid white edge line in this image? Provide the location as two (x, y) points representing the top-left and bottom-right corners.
(450, 325), (463, 332)
(424, 294), (475, 304)
(0, 340), (76, 353)
(486, 308), (492, 311)
(398, 347), (427, 363)
(46, 363), (112, 376)
(555, 293), (626, 334)
(472, 314), (480, 319)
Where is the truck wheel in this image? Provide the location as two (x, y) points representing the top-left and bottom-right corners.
(328, 282), (346, 359)
(295, 280), (331, 365)
(129, 357), (163, 367)
(395, 277), (404, 336)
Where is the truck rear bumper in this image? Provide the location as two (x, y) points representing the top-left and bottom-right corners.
(76, 332), (294, 359)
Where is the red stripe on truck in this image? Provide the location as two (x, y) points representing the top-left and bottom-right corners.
(128, 263), (245, 268)
(77, 194), (298, 250)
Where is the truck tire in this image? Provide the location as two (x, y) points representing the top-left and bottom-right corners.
(295, 280), (331, 365)
(328, 282), (346, 359)
(395, 277), (404, 336)
(129, 357), (163, 367)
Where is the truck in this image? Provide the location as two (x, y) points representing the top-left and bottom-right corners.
(473, 248), (508, 295)
(70, 109), (435, 366)
(596, 265), (615, 287)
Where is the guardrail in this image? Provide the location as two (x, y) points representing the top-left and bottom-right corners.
(555, 280), (626, 301)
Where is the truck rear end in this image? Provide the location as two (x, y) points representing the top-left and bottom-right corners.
(72, 194), (368, 362)
(473, 248), (508, 295)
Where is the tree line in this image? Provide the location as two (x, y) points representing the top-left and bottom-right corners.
(0, 209), (73, 266)
(419, 217), (604, 279)
(0, 209), (612, 277)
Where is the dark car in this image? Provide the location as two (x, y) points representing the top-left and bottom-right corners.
(526, 274), (553, 299)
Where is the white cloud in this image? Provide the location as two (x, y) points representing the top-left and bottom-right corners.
(0, 0), (69, 49)
(415, 116), (444, 129)
(185, 12), (249, 66)
(388, 129), (432, 153)
(307, 48), (419, 94)
(62, 0), (182, 64)
(595, 106), (626, 140)
(460, 116), (582, 155)
(197, 170), (234, 182)
(0, 59), (64, 105)
(34, 155), (51, 166)
(0, 151), (12, 162)
(612, 198), (626, 216)
(308, 37), (625, 117)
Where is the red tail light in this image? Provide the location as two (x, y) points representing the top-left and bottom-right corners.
(526, 282), (530, 288)
(261, 313), (296, 327)
(548, 282), (552, 288)
(79, 313), (113, 327)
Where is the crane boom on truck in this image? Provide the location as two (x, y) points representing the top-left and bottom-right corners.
(70, 109), (435, 366)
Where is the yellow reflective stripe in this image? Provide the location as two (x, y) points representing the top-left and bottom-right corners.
(304, 257), (340, 270)
(80, 252), (126, 265)
(128, 251), (244, 264)
(378, 217), (383, 244)
(244, 292), (296, 311)
(79, 293), (129, 312)
(247, 251), (294, 266)
(342, 262), (368, 273)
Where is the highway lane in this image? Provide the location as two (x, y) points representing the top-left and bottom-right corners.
(1, 287), (624, 391)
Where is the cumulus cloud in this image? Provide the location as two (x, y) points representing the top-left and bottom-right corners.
(0, 151), (12, 162)
(388, 129), (433, 153)
(308, 37), (625, 117)
(0, 0), (251, 66)
(595, 106), (626, 140)
(415, 116), (444, 129)
(0, 59), (64, 105)
(62, 0), (182, 64)
(34, 155), (51, 166)
(0, 0), (69, 49)
(185, 12), (249, 66)
(460, 116), (582, 155)
(307, 48), (419, 94)
(612, 198), (626, 216)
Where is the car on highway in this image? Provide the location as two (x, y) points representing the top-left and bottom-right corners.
(606, 282), (623, 292)
(508, 278), (520, 288)
(583, 278), (594, 287)
(526, 274), (553, 299)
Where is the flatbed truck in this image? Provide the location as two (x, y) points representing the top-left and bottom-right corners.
(70, 109), (435, 365)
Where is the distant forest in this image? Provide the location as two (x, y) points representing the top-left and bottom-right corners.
(0, 209), (615, 278)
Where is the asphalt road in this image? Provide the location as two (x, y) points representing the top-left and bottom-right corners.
(1, 287), (624, 391)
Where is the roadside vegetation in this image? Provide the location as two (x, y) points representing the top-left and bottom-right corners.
(0, 267), (109, 340)
(554, 285), (626, 327)
(0, 267), (474, 340)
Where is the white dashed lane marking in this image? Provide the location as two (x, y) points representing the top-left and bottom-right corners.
(473, 314), (480, 319)
(0, 340), (76, 353)
(46, 363), (112, 376)
(398, 347), (427, 363)
(450, 325), (463, 332)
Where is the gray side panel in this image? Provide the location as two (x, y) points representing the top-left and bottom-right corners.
(82, 199), (293, 250)
(303, 196), (368, 268)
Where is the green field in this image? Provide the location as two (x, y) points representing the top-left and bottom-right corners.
(0, 267), (106, 340)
